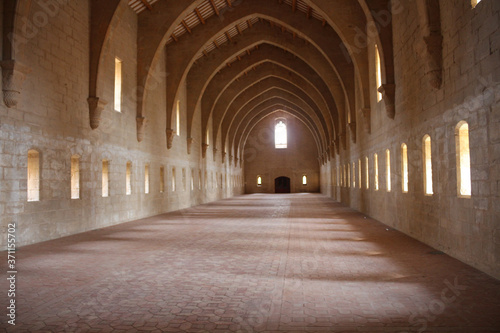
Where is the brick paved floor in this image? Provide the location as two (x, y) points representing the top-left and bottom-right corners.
(1, 193), (500, 332)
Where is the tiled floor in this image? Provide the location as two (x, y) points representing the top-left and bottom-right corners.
(1, 193), (500, 332)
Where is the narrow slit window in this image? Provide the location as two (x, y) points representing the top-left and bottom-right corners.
(172, 168), (176, 192)
(126, 162), (132, 195)
(275, 120), (287, 149)
(27, 150), (40, 202)
(114, 57), (122, 112)
(191, 169), (194, 191)
(352, 162), (356, 188)
(176, 100), (180, 136)
(102, 160), (109, 198)
(302, 175), (307, 186)
(182, 168), (186, 191)
(365, 157), (369, 189)
(199, 170), (202, 190)
(423, 135), (433, 195)
(348, 163), (351, 188)
(337, 167), (340, 186)
(204, 171), (208, 189)
(456, 122), (471, 197)
(160, 166), (165, 193)
(386, 150), (391, 192)
(401, 144), (408, 193)
(375, 44), (382, 102)
(358, 159), (362, 189)
(374, 153), (379, 191)
(145, 164), (150, 194)
(71, 155), (80, 199)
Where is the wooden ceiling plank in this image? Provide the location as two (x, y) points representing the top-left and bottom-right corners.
(292, 0), (297, 12)
(307, 6), (312, 19)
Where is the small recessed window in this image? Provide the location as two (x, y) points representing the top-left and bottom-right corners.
(374, 153), (379, 191)
(365, 157), (369, 189)
(257, 176), (262, 186)
(145, 164), (150, 194)
(472, 0), (482, 8)
(199, 170), (202, 190)
(456, 122), (471, 197)
(102, 160), (109, 197)
(358, 159), (362, 189)
(375, 44), (382, 102)
(27, 150), (40, 202)
(182, 168), (186, 191)
(71, 155), (80, 199)
(302, 175), (307, 186)
(386, 149), (391, 192)
(423, 135), (433, 195)
(401, 143), (408, 193)
(275, 119), (287, 149)
(114, 57), (122, 112)
(160, 166), (165, 193)
(126, 161), (132, 195)
(352, 162), (356, 188)
(172, 167), (176, 192)
(191, 169), (194, 191)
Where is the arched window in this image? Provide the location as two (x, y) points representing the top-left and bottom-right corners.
(472, 0), (482, 8)
(204, 171), (208, 189)
(347, 164), (351, 188)
(401, 143), (408, 193)
(423, 135), (433, 195)
(71, 155), (80, 199)
(365, 157), (369, 189)
(160, 166), (165, 193)
(102, 160), (109, 197)
(199, 170), (202, 190)
(375, 44), (382, 102)
(191, 169), (194, 191)
(352, 162), (356, 188)
(302, 175), (307, 186)
(114, 57), (122, 112)
(27, 150), (40, 202)
(456, 122), (471, 197)
(386, 149), (391, 192)
(275, 119), (287, 149)
(144, 164), (150, 194)
(374, 153), (379, 191)
(126, 162), (132, 195)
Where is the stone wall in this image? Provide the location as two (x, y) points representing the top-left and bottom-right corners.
(0, 0), (243, 249)
(244, 111), (320, 193)
(320, 0), (500, 279)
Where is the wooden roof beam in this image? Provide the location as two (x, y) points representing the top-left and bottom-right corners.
(236, 24), (242, 35)
(181, 20), (192, 34)
(225, 31), (233, 42)
(307, 6), (312, 19)
(226, 0), (232, 7)
(248, 19), (253, 28)
(209, 0), (219, 16)
(140, 0), (153, 10)
(195, 8), (206, 24)
(213, 40), (219, 48)
(171, 33), (178, 42)
(292, 0), (297, 12)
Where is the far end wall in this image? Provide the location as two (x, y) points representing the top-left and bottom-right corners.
(244, 112), (320, 193)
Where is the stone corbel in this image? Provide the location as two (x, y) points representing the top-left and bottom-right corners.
(136, 116), (146, 142)
(202, 143), (209, 158)
(424, 33), (443, 89)
(348, 121), (357, 144)
(166, 129), (175, 149)
(378, 83), (396, 119)
(360, 108), (371, 134)
(187, 137), (193, 155)
(0, 60), (31, 108)
(87, 97), (108, 129)
(213, 148), (218, 162)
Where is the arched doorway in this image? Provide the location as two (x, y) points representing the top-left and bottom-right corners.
(275, 176), (291, 193)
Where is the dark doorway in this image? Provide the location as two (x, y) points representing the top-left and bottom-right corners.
(275, 176), (291, 193)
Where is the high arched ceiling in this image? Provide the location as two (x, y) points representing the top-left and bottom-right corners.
(86, 0), (396, 163)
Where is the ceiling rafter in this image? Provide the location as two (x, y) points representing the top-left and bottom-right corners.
(181, 20), (192, 34)
(140, 0), (152, 10)
(209, 0), (220, 16)
(195, 8), (206, 24)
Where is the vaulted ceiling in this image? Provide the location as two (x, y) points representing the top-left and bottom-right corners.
(88, 0), (396, 164)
